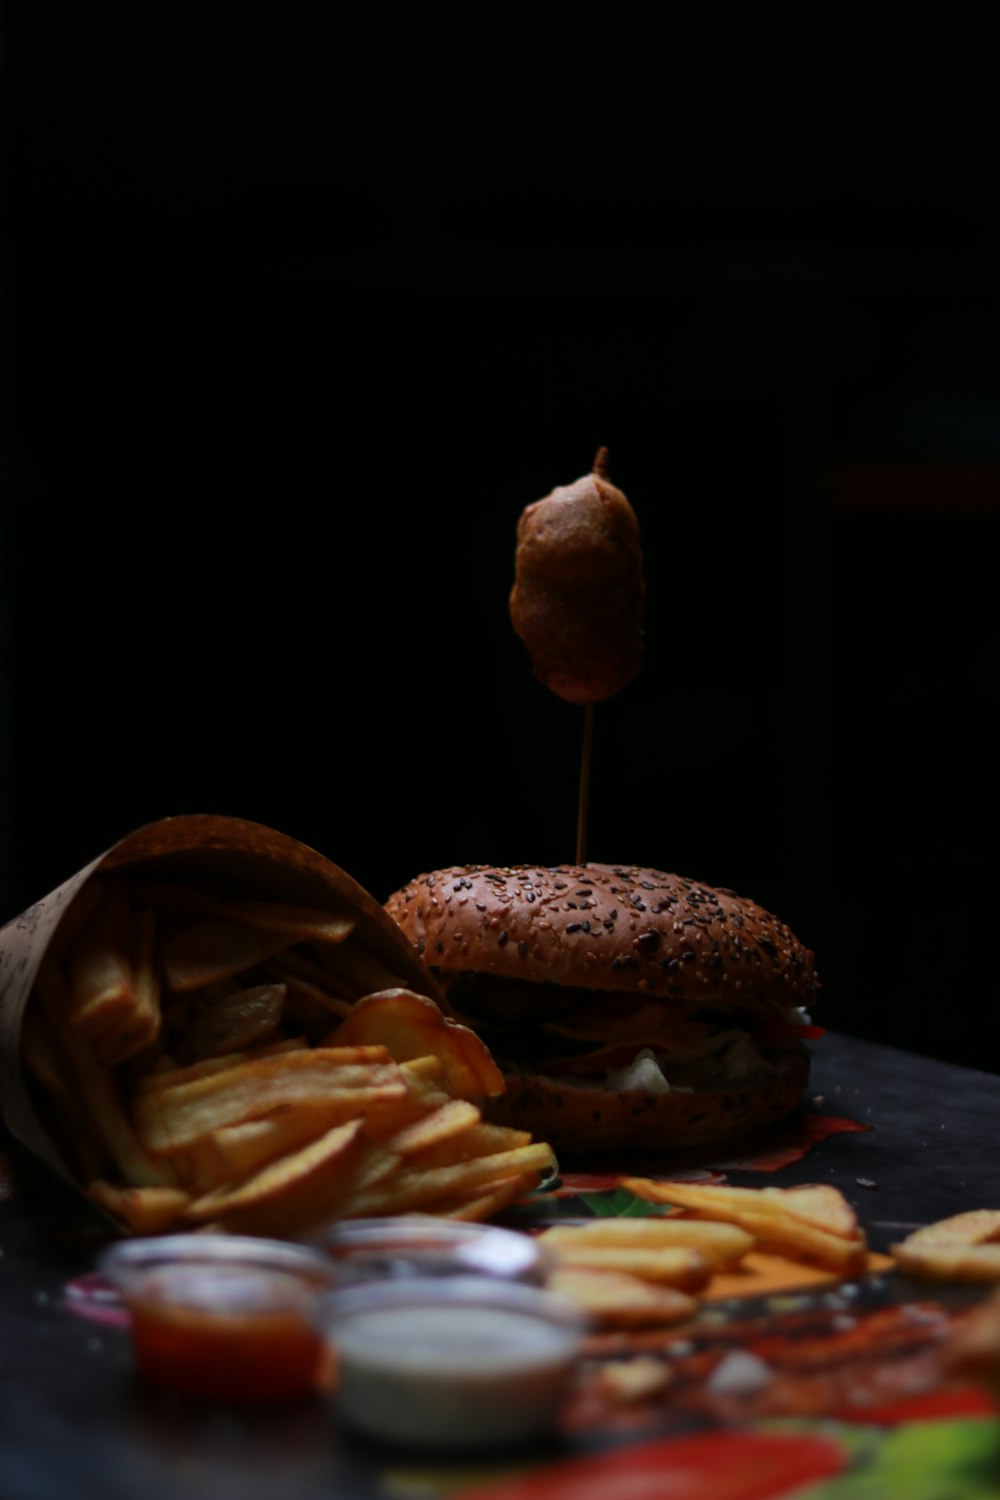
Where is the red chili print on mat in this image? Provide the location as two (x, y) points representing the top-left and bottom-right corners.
(452, 1430), (847, 1500)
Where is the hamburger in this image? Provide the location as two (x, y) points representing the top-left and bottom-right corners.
(384, 862), (821, 1153)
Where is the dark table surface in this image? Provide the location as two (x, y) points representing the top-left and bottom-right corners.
(3, 1031), (1000, 1500)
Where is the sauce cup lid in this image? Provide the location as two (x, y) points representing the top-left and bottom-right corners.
(319, 1272), (589, 1336)
(306, 1213), (551, 1284)
(98, 1234), (337, 1312)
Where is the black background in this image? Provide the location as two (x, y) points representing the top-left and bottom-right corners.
(2, 11), (998, 1069)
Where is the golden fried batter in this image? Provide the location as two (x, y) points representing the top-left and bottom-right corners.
(509, 448), (644, 704)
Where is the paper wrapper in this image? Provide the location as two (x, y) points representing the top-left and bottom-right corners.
(0, 813), (444, 1190)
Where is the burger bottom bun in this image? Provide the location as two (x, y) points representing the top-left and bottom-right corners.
(484, 1050), (810, 1156)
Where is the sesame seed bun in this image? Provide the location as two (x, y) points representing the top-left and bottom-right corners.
(384, 863), (820, 1153)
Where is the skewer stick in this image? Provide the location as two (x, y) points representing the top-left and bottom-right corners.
(576, 703), (594, 866)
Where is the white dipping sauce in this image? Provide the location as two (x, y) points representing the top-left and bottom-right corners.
(328, 1281), (585, 1450)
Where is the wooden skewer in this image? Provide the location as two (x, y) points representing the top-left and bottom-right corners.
(576, 703), (594, 866)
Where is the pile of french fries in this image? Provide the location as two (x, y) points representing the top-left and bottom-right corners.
(19, 873), (556, 1237)
(539, 1178), (871, 1328)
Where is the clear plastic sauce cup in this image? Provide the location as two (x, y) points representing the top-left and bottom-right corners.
(318, 1275), (588, 1451)
(99, 1234), (337, 1402)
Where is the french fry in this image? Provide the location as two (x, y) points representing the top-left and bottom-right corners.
(896, 1210), (1000, 1251)
(893, 1244), (1000, 1283)
(133, 1047), (406, 1153)
(622, 1177), (868, 1275)
(340, 1141), (557, 1220)
(538, 1244), (713, 1292)
(205, 901), (356, 944)
(88, 1181), (193, 1236)
(181, 1099), (382, 1193)
(185, 1122), (399, 1236)
(394, 1121), (535, 1172)
(133, 1035), (308, 1094)
(434, 1171), (547, 1222)
(546, 1266), (698, 1328)
(159, 920), (295, 992)
(325, 989), (505, 1099)
(310, 939), (410, 999)
(180, 983), (286, 1062)
(264, 946), (355, 1000)
(892, 1211), (1000, 1282)
(19, 1008), (108, 1181)
(24, 871), (558, 1241)
(62, 884), (159, 1064)
(95, 906), (163, 1066)
(34, 961), (175, 1188)
(539, 1217), (754, 1268)
(379, 1098), (483, 1159)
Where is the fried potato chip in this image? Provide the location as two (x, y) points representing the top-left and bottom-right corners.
(539, 1217), (754, 1268)
(892, 1211), (1000, 1282)
(546, 1265), (698, 1328)
(325, 989), (505, 1100)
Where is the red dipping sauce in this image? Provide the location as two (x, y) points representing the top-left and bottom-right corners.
(99, 1234), (337, 1403)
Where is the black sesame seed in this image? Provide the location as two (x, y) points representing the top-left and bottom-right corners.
(498, 931), (509, 947)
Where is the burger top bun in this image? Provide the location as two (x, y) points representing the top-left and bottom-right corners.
(384, 863), (819, 1018)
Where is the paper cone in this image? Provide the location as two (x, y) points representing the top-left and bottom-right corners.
(0, 813), (444, 1190)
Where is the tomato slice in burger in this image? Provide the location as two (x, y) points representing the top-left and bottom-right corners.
(753, 1020), (826, 1043)
(531, 1043), (651, 1078)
